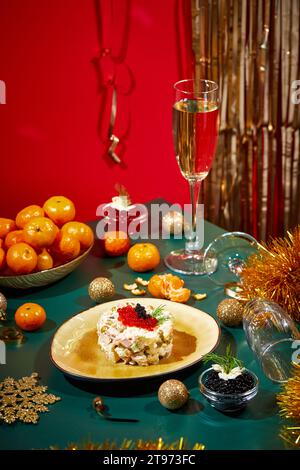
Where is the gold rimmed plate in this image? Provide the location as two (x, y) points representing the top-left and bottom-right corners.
(51, 298), (220, 382)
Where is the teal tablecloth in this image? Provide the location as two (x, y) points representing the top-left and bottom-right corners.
(0, 212), (285, 450)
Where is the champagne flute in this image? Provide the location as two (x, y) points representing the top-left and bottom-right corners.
(164, 79), (219, 275)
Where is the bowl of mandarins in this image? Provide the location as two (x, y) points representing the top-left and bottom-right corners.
(0, 196), (94, 289)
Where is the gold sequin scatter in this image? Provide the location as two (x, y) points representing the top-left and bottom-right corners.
(241, 227), (300, 321)
(277, 364), (300, 448)
(0, 372), (60, 424)
(217, 299), (244, 327)
(50, 437), (205, 450)
(88, 277), (115, 303)
(158, 379), (189, 410)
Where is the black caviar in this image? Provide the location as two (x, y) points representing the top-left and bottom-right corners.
(205, 370), (255, 394)
(134, 303), (149, 320)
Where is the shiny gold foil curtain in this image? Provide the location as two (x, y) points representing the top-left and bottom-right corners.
(192, 0), (300, 240)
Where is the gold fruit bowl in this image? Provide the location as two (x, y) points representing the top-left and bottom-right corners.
(0, 244), (93, 289)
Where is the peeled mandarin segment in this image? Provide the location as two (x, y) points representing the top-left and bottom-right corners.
(148, 274), (164, 298)
(15, 205), (45, 229)
(0, 218), (16, 238)
(43, 196), (76, 226)
(168, 287), (191, 303)
(160, 274), (184, 298)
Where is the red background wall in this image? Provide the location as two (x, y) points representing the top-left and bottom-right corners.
(0, 0), (193, 222)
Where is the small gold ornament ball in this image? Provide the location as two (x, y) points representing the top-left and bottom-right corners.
(217, 299), (244, 326)
(88, 277), (115, 303)
(162, 211), (190, 235)
(158, 379), (189, 410)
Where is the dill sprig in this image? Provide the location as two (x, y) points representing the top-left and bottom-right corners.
(151, 305), (167, 324)
(203, 345), (244, 374)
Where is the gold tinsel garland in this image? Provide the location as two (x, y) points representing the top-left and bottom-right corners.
(240, 226), (300, 321)
(277, 364), (300, 448)
(50, 437), (205, 451)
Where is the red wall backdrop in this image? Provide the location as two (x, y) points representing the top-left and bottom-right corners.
(0, 0), (193, 222)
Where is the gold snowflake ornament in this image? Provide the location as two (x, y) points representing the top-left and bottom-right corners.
(0, 372), (61, 424)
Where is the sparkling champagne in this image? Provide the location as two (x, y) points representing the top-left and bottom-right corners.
(173, 99), (219, 181)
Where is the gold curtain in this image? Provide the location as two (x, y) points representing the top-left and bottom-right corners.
(192, 0), (300, 240)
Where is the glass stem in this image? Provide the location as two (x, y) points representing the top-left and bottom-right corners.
(186, 179), (201, 252)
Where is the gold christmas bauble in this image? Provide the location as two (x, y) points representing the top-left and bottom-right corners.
(158, 379), (189, 410)
(162, 211), (190, 235)
(217, 299), (244, 326)
(88, 277), (115, 303)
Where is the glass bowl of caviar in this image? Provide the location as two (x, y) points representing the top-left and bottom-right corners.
(199, 367), (259, 412)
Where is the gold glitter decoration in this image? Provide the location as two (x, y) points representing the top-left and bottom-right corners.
(277, 364), (300, 448)
(0, 372), (60, 424)
(192, 1), (300, 240)
(162, 211), (190, 235)
(240, 226), (300, 321)
(217, 299), (244, 327)
(0, 292), (7, 321)
(88, 277), (115, 303)
(158, 379), (189, 410)
(279, 426), (300, 449)
(50, 437), (205, 450)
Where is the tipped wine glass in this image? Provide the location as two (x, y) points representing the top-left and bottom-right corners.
(164, 79), (219, 275)
(203, 232), (260, 296)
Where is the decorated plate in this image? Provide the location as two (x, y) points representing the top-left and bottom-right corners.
(50, 298), (220, 382)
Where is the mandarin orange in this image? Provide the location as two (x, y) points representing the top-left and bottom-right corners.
(6, 242), (37, 274)
(51, 232), (80, 261)
(0, 248), (5, 270)
(104, 231), (130, 257)
(15, 205), (44, 229)
(0, 218), (16, 238)
(36, 249), (54, 271)
(61, 221), (94, 250)
(127, 243), (160, 272)
(4, 230), (24, 250)
(43, 196), (75, 226)
(15, 303), (46, 331)
(23, 217), (58, 249)
(148, 273), (190, 303)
